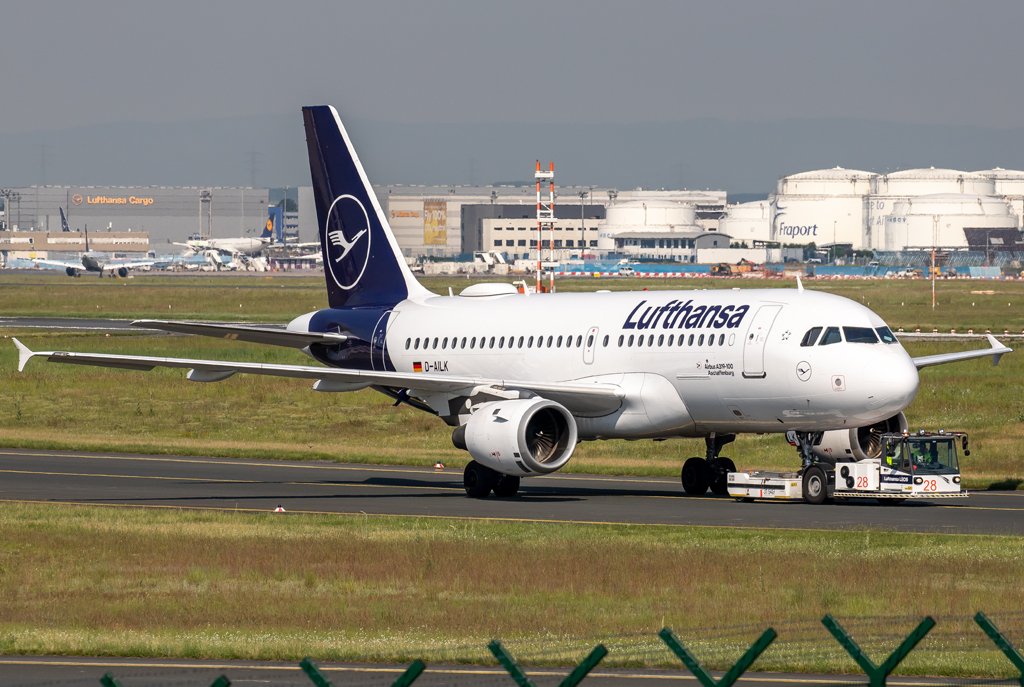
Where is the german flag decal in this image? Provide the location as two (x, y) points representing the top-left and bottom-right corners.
(412, 362), (423, 372)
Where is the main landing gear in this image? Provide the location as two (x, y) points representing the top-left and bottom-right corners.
(680, 434), (736, 496)
(463, 460), (521, 499)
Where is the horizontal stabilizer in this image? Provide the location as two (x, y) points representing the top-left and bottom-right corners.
(912, 334), (1013, 369)
(131, 320), (348, 348)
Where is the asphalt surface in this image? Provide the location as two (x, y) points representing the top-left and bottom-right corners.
(0, 316), (140, 331)
(0, 656), (1011, 687)
(1, 448), (1023, 534)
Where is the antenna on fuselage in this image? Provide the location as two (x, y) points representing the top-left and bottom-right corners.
(795, 274), (804, 293)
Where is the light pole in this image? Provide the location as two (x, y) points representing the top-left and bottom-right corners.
(578, 189), (588, 259)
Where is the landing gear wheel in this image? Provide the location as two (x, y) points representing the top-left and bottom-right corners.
(493, 474), (521, 498)
(802, 465), (828, 505)
(708, 457), (736, 496)
(463, 460), (499, 498)
(681, 457), (710, 496)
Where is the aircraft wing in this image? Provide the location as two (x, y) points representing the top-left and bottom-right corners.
(31, 258), (81, 270)
(105, 260), (156, 271)
(13, 339), (624, 416)
(131, 319), (349, 348)
(911, 334), (1012, 369)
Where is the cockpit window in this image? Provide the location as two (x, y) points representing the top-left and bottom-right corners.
(876, 326), (898, 344)
(843, 327), (879, 344)
(818, 327), (842, 345)
(800, 327), (823, 347)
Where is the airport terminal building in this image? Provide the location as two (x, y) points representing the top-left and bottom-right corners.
(2, 186), (270, 249)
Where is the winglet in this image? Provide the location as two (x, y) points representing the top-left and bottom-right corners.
(986, 334), (1012, 366)
(12, 338), (35, 373)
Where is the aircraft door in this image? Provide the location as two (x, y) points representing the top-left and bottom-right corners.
(583, 327), (599, 365)
(742, 304), (782, 379)
(370, 310), (397, 371)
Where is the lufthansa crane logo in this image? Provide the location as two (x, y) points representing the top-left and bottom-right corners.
(323, 194), (371, 290)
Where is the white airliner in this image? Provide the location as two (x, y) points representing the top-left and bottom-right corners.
(14, 106), (1013, 500)
(32, 209), (155, 278)
(175, 224), (274, 257)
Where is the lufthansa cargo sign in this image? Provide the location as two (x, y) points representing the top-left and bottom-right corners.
(84, 195), (155, 207)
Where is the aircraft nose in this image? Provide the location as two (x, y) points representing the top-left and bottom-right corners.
(869, 352), (919, 412)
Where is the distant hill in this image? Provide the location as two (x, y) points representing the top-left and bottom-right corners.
(2, 115), (1022, 195)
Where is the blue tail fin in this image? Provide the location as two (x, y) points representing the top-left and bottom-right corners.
(59, 207), (71, 233)
(302, 105), (429, 309)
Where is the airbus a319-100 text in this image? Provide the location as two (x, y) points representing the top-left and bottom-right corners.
(14, 106), (1012, 500)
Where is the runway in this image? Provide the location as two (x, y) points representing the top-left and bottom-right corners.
(0, 656), (994, 687)
(1, 448), (1022, 534)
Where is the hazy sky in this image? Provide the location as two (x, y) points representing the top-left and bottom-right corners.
(3, 1), (1023, 188)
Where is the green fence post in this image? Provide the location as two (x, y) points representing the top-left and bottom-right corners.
(300, 657), (335, 687)
(975, 611), (1024, 686)
(488, 640), (536, 687)
(99, 674), (124, 687)
(558, 644), (608, 687)
(659, 626), (777, 687)
(822, 614), (935, 687)
(391, 659), (427, 687)
(489, 640), (608, 687)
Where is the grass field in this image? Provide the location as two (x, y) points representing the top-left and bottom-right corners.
(0, 502), (1022, 677)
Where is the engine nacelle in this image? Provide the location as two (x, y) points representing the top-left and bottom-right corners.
(65, 267), (80, 277)
(812, 412), (908, 463)
(453, 398), (577, 476)
(116, 267), (129, 278)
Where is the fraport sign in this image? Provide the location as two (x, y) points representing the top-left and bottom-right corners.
(777, 222), (819, 237)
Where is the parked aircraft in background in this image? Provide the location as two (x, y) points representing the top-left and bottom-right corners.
(176, 224), (274, 257)
(32, 207), (155, 277)
(14, 106), (1012, 499)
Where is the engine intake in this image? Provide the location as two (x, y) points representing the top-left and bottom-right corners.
(813, 412), (908, 463)
(453, 398), (577, 476)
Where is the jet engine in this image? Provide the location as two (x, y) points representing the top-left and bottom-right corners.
(116, 267), (129, 278)
(452, 398), (577, 476)
(65, 267), (80, 277)
(812, 412), (908, 463)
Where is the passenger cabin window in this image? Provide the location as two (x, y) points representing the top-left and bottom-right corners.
(876, 326), (898, 344)
(819, 327), (842, 345)
(844, 327), (879, 344)
(800, 327), (823, 347)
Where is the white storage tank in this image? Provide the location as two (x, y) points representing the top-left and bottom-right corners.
(881, 194), (1016, 250)
(866, 169), (996, 249)
(777, 167), (877, 196)
(599, 200), (700, 250)
(719, 201), (772, 245)
(975, 168), (1024, 228)
(773, 168), (876, 249)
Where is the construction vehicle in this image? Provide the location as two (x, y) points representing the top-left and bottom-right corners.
(710, 258), (760, 277)
(727, 430), (969, 504)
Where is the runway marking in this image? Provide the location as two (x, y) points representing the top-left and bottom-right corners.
(0, 658), (965, 685)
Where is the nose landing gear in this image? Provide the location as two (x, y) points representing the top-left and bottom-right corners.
(680, 434), (736, 496)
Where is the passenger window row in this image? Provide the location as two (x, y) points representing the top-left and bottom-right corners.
(800, 325), (898, 347)
(405, 330), (734, 351)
